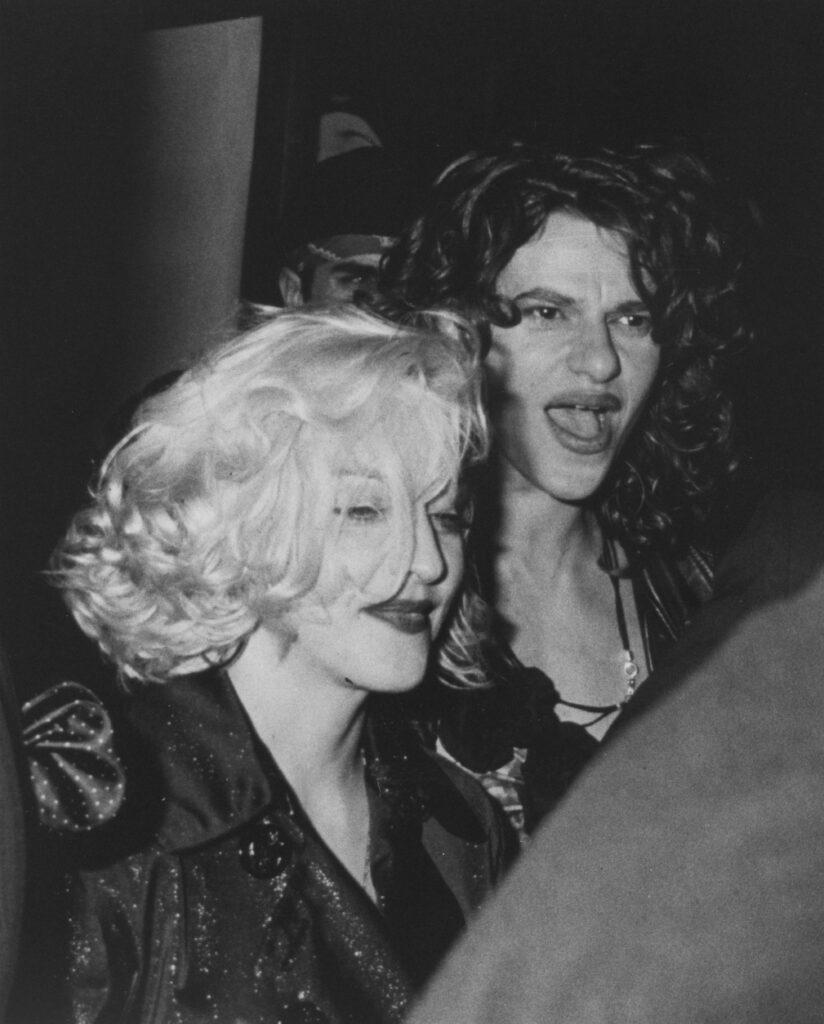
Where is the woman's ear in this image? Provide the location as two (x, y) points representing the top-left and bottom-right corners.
(278, 267), (305, 308)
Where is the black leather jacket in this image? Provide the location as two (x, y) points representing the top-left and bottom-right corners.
(67, 671), (513, 1024)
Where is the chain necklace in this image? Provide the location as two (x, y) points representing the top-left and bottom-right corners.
(556, 536), (643, 721)
(610, 571), (641, 704)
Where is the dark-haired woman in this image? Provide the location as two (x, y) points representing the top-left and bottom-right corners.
(381, 142), (748, 836)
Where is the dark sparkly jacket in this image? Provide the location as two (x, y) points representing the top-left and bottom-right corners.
(434, 543), (715, 835)
(68, 671), (514, 1024)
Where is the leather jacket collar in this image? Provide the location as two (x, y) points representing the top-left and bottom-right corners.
(118, 669), (486, 856)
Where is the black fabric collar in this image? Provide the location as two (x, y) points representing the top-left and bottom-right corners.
(118, 669), (274, 853)
(118, 670), (486, 856)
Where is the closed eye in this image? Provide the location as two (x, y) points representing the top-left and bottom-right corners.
(333, 504), (386, 524)
(430, 509), (472, 535)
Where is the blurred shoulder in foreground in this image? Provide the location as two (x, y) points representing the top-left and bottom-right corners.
(408, 488), (824, 1024)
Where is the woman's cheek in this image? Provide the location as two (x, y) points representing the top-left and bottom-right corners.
(331, 533), (401, 596)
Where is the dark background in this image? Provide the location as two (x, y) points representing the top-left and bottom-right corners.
(249, 0), (823, 476)
(2, 0), (822, 699)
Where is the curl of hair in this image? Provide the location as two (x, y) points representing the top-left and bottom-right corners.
(53, 307), (489, 684)
(381, 141), (752, 552)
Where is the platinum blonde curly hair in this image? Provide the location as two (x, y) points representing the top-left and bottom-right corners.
(53, 306), (489, 685)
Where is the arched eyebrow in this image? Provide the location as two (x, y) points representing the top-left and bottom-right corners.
(417, 475), (455, 506)
(337, 468), (385, 483)
(611, 299), (650, 316)
(332, 470), (390, 511)
(506, 287), (577, 309)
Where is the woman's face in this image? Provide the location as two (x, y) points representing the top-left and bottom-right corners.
(281, 466), (466, 695)
(488, 210), (661, 503)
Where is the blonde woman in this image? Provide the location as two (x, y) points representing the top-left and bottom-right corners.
(53, 307), (512, 1024)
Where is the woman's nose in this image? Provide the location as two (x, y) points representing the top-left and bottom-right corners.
(410, 511), (446, 584)
(567, 319), (621, 383)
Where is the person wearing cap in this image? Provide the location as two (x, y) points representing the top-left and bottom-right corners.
(278, 146), (416, 307)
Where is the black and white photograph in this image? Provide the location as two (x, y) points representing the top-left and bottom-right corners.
(1, 1), (823, 1021)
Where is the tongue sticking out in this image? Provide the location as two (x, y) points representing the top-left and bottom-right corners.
(547, 407), (604, 440)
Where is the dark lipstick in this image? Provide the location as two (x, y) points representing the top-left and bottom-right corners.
(363, 598), (435, 635)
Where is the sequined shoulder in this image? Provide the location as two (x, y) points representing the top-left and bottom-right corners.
(22, 681), (125, 832)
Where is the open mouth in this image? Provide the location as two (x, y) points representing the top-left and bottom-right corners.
(363, 598), (435, 635)
(544, 394), (621, 452)
(548, 405), (608, 440)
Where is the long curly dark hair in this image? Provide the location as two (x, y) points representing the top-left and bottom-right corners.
(380, 141), (750, 554)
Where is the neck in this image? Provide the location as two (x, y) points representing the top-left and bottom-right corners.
(228, 627), (367, 808)
(496, 455), (601, 577)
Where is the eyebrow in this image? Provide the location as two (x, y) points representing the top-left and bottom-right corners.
(418, 476), (454, 505)
(338, 469), (385, 482)
(508, 287), (578, 308)
(508, 288), (649, 314)
(610, 300), (651, 318)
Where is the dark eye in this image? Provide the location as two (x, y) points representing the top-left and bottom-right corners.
(615, 312), (652, 334)
(333, 504), (385, 524)
(341, 268), (377, 287)
(430, 509), (471, 535)
(526, 305), (562, 322)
